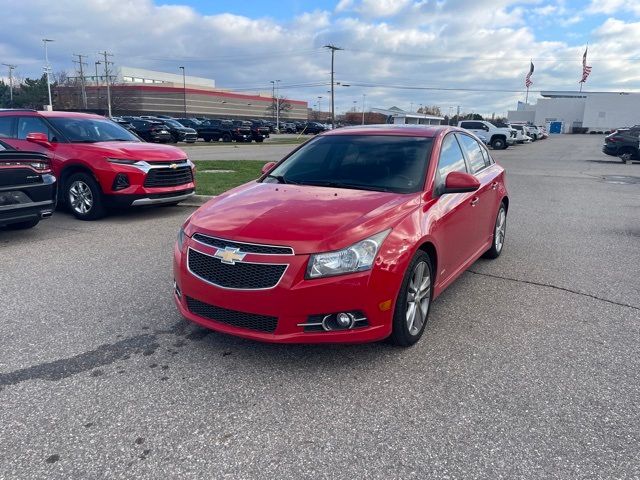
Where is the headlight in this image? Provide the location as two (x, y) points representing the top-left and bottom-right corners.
(107, 158), (139, 165)
(177, 226), (186, 250)
(306, 230), (390, 279)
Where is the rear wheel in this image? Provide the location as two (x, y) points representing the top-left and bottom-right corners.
(619, 147), (635, 163)
(66, 172), (106, 220)
(203, 136), (212, 142)
(256, 137), (264, 143)
(389, 251), (433, 347)
(222, 133), (232, 143)
(483, 203), (507, 259)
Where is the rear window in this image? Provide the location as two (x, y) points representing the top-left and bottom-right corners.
(265, 135), (433, 194)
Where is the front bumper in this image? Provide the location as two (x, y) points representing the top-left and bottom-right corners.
(173, 237), (398, 343)
(106, 188), (195, 208)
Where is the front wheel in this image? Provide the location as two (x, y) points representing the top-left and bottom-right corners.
(66, 172), (106, 220)
(389, 251), (433, 347)
(491, 137), (506, 150)
(483, 203), (507, 259)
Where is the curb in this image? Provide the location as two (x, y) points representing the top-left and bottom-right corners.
(181, 194), (215, 207)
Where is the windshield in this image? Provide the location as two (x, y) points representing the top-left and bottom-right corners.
(48, 117), (140, 143)
(162, 119), (184, 128)
(263, 135), (433, 194)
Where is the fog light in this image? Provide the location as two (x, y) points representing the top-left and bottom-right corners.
(173, 280), (182, 299)
(112, 173), (130, 191)
(336, 312), (354, 329)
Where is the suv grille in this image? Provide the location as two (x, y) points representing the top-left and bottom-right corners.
(192, 233), (293, 255)
(186, 296), (277, 333)
(188, 248), (287, 289)
(144, 165), (193, 187)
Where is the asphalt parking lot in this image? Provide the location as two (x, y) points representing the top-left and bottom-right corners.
(1, 135), (639, 479)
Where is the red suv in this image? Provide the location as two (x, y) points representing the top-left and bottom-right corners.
(0, 110), (195, 220)
(174, 125), (509, 346)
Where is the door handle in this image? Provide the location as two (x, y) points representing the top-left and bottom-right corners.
(470, 197), (480, 206)
(491, 182), (499, 190)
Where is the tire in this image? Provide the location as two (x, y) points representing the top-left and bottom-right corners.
(256, 137), (264, 143)
(222, 134), (232, 143)
(483, 202), (507, 259)
(203, 137), (212, 142)
(65, 172), (106, 220)
(7, 218), (40, 230)
(619, 147), (635, 163)
(491, 137), (506, 150)
(388, 251), (433, 347)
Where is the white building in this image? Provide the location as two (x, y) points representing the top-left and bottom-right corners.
(508, 91), (640, 133)
(373, 107), (444, 125)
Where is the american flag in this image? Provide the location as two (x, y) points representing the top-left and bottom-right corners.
(580, 47), (592, 83)
(525, 61), (534, 88)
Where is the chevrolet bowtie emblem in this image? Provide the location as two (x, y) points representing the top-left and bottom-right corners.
(169, 163), (178, 170)
(214, 247), (247, 265)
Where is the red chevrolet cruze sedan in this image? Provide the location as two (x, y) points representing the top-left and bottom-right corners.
(0, 110), (195, 220)
(174, 125), (508, 346)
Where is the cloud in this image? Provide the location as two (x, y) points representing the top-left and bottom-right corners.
(1, 0), (639, 117)
(586, 0), (640, 16)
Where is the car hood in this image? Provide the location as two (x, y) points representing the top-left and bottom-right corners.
(187, 182), (420, 254)
(69, 141), (188, 161)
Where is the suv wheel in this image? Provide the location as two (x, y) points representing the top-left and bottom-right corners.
(491, 137), (506, 150)
(66, 173), (106, 220)
(619, 147), (635, 164)
(389, 251), (433, 347)
(483, 203), (507, 259)
(222, 134), (232, 143)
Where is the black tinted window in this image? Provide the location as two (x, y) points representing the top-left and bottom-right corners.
(266, 135), (433, 194)
(438, 134), (467, 179)
(0, 117), (15, 138)
(456, 134), (487, 173)
(47, 117), (139, 143)
(17, 117), (52, 140)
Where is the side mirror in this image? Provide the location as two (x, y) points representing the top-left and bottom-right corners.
(26, 132), (52, 148)
(443, 171), (480, 194)
(261, 162), (276, 175)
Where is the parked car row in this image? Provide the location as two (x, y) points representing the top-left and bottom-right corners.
(112, 116), (198, 144)
(0, 109), (195, 223)
(458, 120), (547, 150)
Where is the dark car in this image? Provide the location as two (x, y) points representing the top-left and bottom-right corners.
(125, 118), (172, 143)
(152, 118), (197, 144)
(603, 126), (640, 162)
(303, 122), (327, 135)
(0, 139), (56, 229)
(230, 121), (254, 142)
(249, 120), (270, 142)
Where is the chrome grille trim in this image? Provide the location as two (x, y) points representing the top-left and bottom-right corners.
(192, 233), (295, 256)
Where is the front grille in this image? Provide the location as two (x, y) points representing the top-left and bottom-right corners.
(186, 296), (277, 333)
(192, 233), (293, 255)
(144, 166), (193, 187)
(188, 248), (287, 289)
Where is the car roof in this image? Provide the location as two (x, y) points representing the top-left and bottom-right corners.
(0, 110), (107, 121)
(323, 124), (457, 138)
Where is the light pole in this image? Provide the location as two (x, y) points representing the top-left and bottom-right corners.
(361, 93), (366, 125)
(179, 66), (187, 118)
(2, 63), (16, 107)
(324, 45), (343, 129)
(317, 96), (323, 119)
(42, 39), (54, 110)
(270, 80), (281, 130)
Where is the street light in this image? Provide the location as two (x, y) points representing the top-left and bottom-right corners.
(2, 63), (16, 107)
(270, 79), (281, 131)
(42, 39), (54, 110)
(179, 66), (187, 118)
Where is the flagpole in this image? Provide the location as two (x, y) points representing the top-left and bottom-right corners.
(525, 86), (529, 103)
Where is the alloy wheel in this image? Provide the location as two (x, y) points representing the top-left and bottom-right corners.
(406, 261), (431, 335)
(68, 180), (94, 215)
(495, 207), (506, 252)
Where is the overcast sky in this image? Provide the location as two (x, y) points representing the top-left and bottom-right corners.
(1, 0), (639, 116)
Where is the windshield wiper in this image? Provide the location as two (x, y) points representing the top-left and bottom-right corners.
(265, 174), (295, 184)
(72, 139), (97, 143)
(298, 180), (393, 192)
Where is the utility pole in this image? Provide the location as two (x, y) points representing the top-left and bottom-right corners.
(94, 61), (101, 109)
(2, 63), (16, 107)
(456, 105), (460, 123)
(362, 93), (366, 125)
(72, 53), (88, 109)
(179, 66), (187, 117)
(98, 51), (113, 117)
(324, 45), (343, 129)
(275, 80), (280, 131)
(270, 81), (276, 122)
(43, 39), (54, 110)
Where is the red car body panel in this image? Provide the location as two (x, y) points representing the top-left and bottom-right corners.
(173, 125), (508, 343)
(0, 111), (195, 205)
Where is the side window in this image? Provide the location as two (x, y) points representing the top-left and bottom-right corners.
(460, 121), (472, 129)
(437, 134), (467, 184)
(456, 134), (487, 173)
(17, 117), (53, 140)
(0, 116), (16, 138)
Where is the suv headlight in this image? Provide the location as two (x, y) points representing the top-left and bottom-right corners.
(306, 230), (390, 279)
